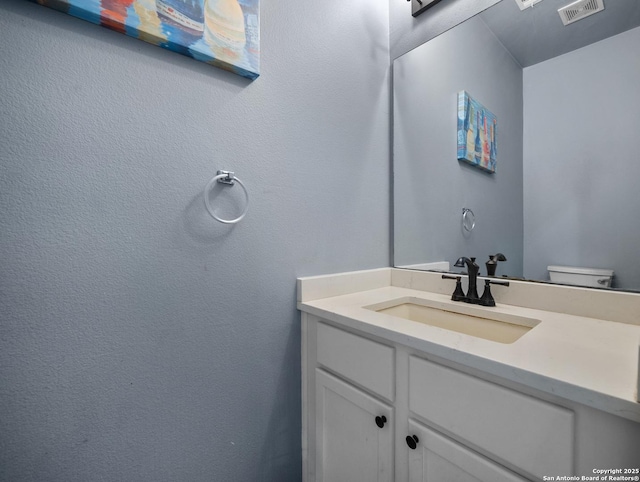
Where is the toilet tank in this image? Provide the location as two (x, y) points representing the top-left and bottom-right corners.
(547, 265), (614, 288)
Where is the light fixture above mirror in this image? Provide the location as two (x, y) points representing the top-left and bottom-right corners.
(411, 0), (445, 18)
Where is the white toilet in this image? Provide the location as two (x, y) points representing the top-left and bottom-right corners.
(547, 265), (614, 288)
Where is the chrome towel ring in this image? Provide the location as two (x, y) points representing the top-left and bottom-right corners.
(204, 170), (249, 224)
(462, 207), (475, 232)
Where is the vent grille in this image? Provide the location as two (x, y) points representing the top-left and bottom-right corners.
(514, 0), (543, 10)
(558, 0), (605, 25)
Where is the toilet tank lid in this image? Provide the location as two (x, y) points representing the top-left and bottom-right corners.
(547, 265), (614, 276)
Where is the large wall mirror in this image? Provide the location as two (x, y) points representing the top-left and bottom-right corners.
(393, 0), (640, 291)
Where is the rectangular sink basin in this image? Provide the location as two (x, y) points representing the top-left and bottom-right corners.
(365, 297), (540, 344)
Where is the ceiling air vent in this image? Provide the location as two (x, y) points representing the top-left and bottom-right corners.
(558, 0), (605, 26)
(514, 0), (543, 11)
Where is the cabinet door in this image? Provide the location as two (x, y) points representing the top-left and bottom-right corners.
(407, 419), (527, 482)
(315, 369), (393, 482)
(409, 356), (573, 478)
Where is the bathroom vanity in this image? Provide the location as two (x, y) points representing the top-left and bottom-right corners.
(298, 268), (640, 481)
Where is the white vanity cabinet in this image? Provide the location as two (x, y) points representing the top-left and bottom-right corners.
(406, 419), (527, 482)
(311, 320), (396, 482)
(302, 312), (640, 482)
(407, 356), (574, 480)
(304, 315), (547, 482)
(315, 369), (394, 482)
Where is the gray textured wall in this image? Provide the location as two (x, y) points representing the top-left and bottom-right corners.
(0, 0), (390, 480)
(393, 16), (524, 276)
(523, 26), (640, 289)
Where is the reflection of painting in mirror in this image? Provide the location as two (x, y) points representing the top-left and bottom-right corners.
(457, 91), (497, 173)
(35, 0), (260, 80)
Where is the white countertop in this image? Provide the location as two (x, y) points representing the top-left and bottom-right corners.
(298, 272), (640, 423)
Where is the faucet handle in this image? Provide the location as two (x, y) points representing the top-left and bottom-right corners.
(479, 279), (510, 306)
(487, 279), (510, 287)
(479, 279), (496, 306)
(442, 274), (467, 301)
(486, 253), (507, 277)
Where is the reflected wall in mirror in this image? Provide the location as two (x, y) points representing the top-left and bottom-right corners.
(393, 0), (640, 291)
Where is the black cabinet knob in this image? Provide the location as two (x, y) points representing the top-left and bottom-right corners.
(375, 415), (387, 428)
(406, 434), (419, 450)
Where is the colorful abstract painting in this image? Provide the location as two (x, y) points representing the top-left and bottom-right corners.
(457, 91), (497, 173)
(35, 0), (260, 80)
